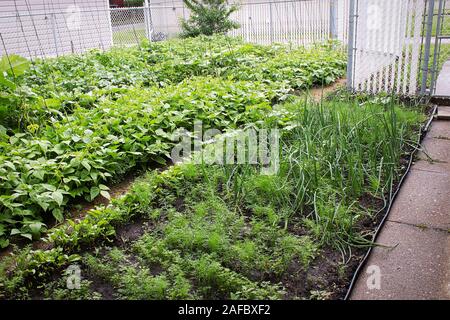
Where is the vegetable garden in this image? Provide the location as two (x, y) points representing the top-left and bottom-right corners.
(0, 35), (427, 300)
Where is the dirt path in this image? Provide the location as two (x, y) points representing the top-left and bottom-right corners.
(308, 78), (347, 102)
(350, 107), (450, 300)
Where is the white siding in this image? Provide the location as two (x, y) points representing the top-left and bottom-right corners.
(0, 0), (112, 58)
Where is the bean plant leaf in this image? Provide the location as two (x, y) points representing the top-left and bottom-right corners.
(0, 238), (9, 249)
(29, 222), (44, 235)
(0, 73), (16, 90)
(52, 190), (64, 206)
(90, 186), (100, 200)
(81, 160), (91, 172)
(20, 233), (33, 241)
(100, 190), (111, 200)
(0, 54), (30, 77)
(52, 208), (64, 222)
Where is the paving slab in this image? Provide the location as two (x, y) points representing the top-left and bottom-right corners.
(435, 60), (450, 96)
(350, 116), (450, 300)
(438, 106), (450, 115)
(436, 110), (450, 120)
(415, 121), (450, 173)
(350, 221), (450, 300)
(438, 106), (450, 114)
(424, 120), (450, 139)
(386, 166), (450, 230)
(418, 137), (450, 161)
(416, 142), (450, 174)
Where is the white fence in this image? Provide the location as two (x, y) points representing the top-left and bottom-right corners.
(146, 0), (349, 46)
(229, 0), (348, 45)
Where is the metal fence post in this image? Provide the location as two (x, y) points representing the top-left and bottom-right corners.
(330, 0), (338, 40)
(144, 0), (153, 41)
(420, 0), (436, 95)
(429, 0), (444, 95)
(51, 13), (59, 57)
(269, 2), (274, 44)
(346, 0), (356, 90)
(107, 6), (114, 48)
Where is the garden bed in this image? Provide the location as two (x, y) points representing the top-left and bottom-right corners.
(0, 36), (427, 300)
(0, 36), (346, 246)
(0, 96), (426, 300)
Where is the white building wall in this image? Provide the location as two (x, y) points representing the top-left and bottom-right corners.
(0, 0), (112, 58)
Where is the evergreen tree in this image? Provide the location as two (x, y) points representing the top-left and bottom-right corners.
(181, 0), (240, 38)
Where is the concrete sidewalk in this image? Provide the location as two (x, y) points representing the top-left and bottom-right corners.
(350, 109), (450, 300)
(435, 60), (450, 97)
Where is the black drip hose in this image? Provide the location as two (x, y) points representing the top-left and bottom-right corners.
(344, 105), (438, 300)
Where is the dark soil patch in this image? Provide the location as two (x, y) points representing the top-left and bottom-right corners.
(174, 197), (186, 212)
(280, 260), (308, 298)
(114, 217), (153, 247)
(309, 247), (364, 299)
(277, 246), (364, 300)
(286, 214), (311, 237)
(309, 78), (347, 102)
(67, 171), (139, 221)
(83, 269), (117, 300)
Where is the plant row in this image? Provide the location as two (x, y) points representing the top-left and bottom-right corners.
(1, 36), (345, 130)
(0, 77), (285, 247)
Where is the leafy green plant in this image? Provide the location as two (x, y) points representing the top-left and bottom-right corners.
(43, 279), (102, 300)
(0, 76), (282, 245)
(1, 33), (424, 302)
(1, 37), (344, 132)
(0, 54), (34, 129)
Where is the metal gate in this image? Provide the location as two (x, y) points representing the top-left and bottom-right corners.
(427, 0), (450, 97)
(347, 0), (426, 96)
(347, 0), (450, 97)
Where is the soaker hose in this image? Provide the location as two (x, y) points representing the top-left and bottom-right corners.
(344, 104), (438, 300)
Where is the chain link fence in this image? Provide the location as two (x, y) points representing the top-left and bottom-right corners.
(111, 7), (147, 47)
(0, 1), (350, 60)
(142, 0), (349, 47)
(229, 0), (349, 46)
(1, 0), (448, 97)
(109, 1), (349, 48)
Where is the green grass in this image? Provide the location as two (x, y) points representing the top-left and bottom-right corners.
(430, 43), (450, 78)
(421, 43), (450, 88)
(112, 28), (147, 46)
(431, 10), (450, 37)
